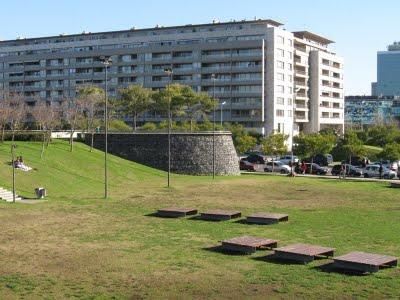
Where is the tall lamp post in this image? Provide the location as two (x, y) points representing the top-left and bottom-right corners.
(220, 101), (226, 127)
(211, 74), (216, 179)
(292, 88), (301, 175)
(164, 68), (173, 187)
(11, 144), (17, 203)
(100, 56), (112, 199)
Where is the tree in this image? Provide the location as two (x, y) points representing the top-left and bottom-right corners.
(31, 101), (58, 158)
(76, 86), (103, 152)
(342, 130), (366, 164)
(184, 90), (215, 132)
(294, 133), (336, 174)
(61, 98), (83, 152)
(0, 99), (12, 142)
(367, 124), (400, 147)
(379, 143), (400, 161)
(118, 85), (153, 131)
(261, 132), (288, 172)
(235, 134), (257, 154)
(7, 93), (27, 142)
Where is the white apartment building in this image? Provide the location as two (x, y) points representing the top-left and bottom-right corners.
(0, 19), (344, 145)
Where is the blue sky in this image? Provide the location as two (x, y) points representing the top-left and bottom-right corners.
(1, 0), (399, 95)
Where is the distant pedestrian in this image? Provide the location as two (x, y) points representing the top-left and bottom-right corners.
(339, 162), (346, 179)
(300, 161), (307, 175)
(379, 163), (383, 179)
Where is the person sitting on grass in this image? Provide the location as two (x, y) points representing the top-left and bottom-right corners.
(14, 156), (32, 172)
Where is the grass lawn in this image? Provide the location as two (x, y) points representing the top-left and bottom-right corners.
(0, 140), (399, 299)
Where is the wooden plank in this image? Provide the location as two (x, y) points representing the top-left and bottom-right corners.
(333, 252), (398, 273)
(273, 243), (335, 263)
(200, 210), (242, 221)
(246, 212), (289, 224)
(157, 207), (198, 218)
(221, 236), (278, 254)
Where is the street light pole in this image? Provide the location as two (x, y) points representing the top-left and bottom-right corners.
(164, 68), (173, 187)
(100, 56), (112, 199)
(211, 74), (216, 179)
(220, 101), (226, 127)
(11, 144), (16, 203)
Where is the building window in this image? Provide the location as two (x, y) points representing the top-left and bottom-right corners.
(288, 39), (293, 47)
(277, 61), (284, 69)
(288, 75), (293, 82)
(287, 98), (293, 106)
(288, 87), (293, 93)
(288, 110), (293, 117)
(276, 109), (285, 117)
(277, 36), (284, 44)
(287, 63), (292, 71)
(277, 85), (284, 93)
(277, 73), (284, 81)
(277, 97), (284, 105)
(277, 48), (284, 57)
(277, 122), (284, 133)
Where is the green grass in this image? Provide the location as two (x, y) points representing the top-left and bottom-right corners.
(0, 140), (399, 299)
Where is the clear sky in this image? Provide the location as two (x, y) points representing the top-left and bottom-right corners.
(0, 0), (399, 95)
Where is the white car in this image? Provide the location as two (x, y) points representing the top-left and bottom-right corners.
(279, 155), (299, 165)
(264, 161), (291, 174)
(363, 165), (396, 179)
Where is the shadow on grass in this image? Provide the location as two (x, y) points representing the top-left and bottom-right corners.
(252, 253), (308, 265)
(313, 262), (369, 276)
(202, 245), (250, 256)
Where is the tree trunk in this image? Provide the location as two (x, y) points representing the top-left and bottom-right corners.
(310, 157), (314, 175)
(41, 132), (46, 158)
(190, 119), (193, 132)
(0, 126), (4, 143)
(90, 131), (94, 153)
(69, 130), (74, 152)
(11, 129), (15, 142)
(133, 114), (137, 132)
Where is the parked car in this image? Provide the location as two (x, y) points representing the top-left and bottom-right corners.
(279, 155), (299, 165)
(244, 154), (265, 164)
(398, 169), (400, 180)
(264, 161), (291, 174)
(295, 163), (329, 175)
(331, 164), (363, 177)
(240, 159), (256, 172)
(375, 160), (399, 171)
(346, 156), (369, 167)
(363, 164), (396, 179)
(304, 154), (333, 167)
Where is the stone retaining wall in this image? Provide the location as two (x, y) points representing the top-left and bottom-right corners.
(85, 132), (240, 176)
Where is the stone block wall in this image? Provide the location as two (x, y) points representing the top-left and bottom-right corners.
(85, 132), (240, 176)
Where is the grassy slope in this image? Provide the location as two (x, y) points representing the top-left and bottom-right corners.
(0, 140), (399, 299)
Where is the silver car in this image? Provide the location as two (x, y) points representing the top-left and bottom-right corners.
(264, 161), (291, 174)
(363, 165), (396, 179)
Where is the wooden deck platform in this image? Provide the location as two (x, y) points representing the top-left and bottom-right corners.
(157, 207), (198, 218)
(246, 212), (289, 225)
(333, 252), (398, 273)
(274, 243), (335, 263)
(221, 236), (278, 254)
(390, 182), (400, 188)
(200, 210), (241, 221)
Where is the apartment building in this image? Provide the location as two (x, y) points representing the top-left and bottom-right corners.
(0, 19), (344, 144)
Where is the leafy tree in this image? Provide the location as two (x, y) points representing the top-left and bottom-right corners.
(367, 124), (400, 147)
(7, 93), (27, 142)
(61, 98), (83, 152)
(262, 132), (288, 171)
(294, 133), (336, 173)
(0, 98), (12, 142)
(76, 85), (104, 152)
(118, 85), (153, 131)
(235, 134), (257, 154)
(379, 143), (400, 161)
(342, 130), (366, 164)
(153, 84), (187, 125)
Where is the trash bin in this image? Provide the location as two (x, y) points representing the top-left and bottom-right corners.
(35, 187), (46, 199)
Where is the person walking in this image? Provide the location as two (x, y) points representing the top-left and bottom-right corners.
(339, 162), (346, 179)
(300, 161), (307, 175)
(379, 162), (383, 179)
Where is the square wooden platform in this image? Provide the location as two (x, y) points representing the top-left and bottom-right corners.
(200, 210), (241, 221)
(246, 212), (289, 225)
(221, 235), (278, 254)
(333, 252), (398, 273)
(390, 182), (400, 188)
(157, 207), (198, 218)
(274, 243), (335, 263)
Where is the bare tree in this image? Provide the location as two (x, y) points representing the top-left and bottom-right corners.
(31, 100), (58, 157)
(76, 85), (103, 152)
(61, 98), (83, 152)
(0, 99), (12, 142)
(7, 93), (27, 142)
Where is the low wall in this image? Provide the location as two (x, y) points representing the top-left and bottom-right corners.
(85, 132), (240, 176)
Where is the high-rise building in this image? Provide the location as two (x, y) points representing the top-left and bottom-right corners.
(372, 42), (400, 96)
(0, 19), (344, 142)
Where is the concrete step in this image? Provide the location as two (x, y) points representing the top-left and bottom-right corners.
(0, 186), (22, 202)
